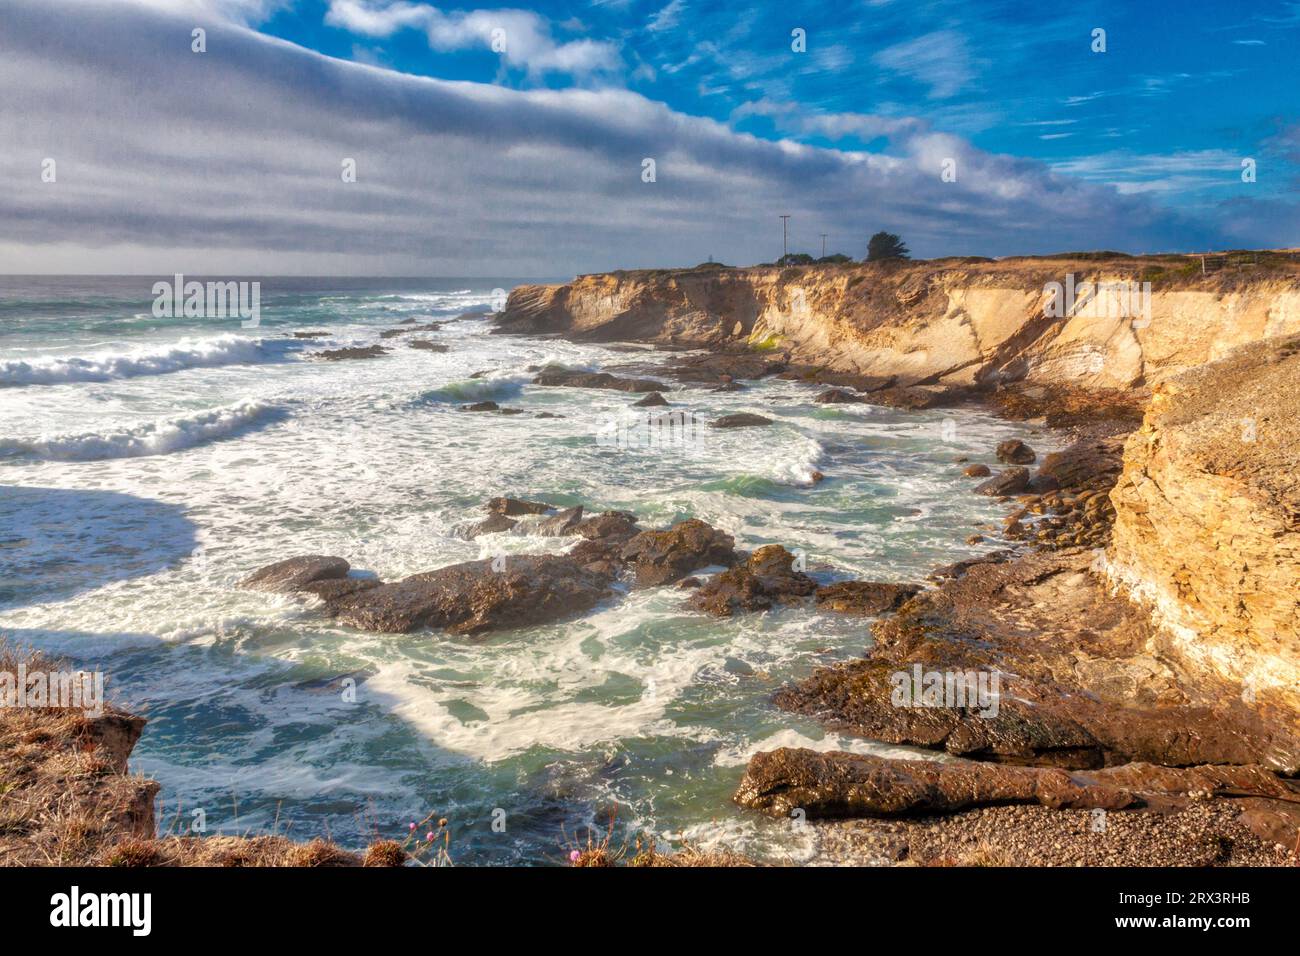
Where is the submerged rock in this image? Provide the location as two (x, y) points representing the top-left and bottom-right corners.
(963, 463), (991, 478)
(467, 513), (517, 538)
(317, 345), (387, 361)
(408, 340), (448, 352)
(535, 505), (584, 536)
(814, 389), (864, 404)
(633, 392), (669, 407)
(709, 413), (772, 429)
(460, 401), (499, 412)
(690, 545), (817, 617)
(533, 369), (664, 393)
(239, 555), (350, 592)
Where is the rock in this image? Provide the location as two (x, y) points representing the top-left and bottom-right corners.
(620, 519), (736, 587)
(487, 496), (553, 516)
(814, 581), (921, 616)
(292, 331), (329, 339)
(666, 353), (786, 384)
(733, 749), (1291, 820)
(240, 555), (350, 592)
(966, 534), (985, 545)
(810, 470), (825, 484)
(380, 322), (443, 338)
(709, 413), (772, 429)
(690, 546), (817, 617)
(814, 389), (864, 404)
(973, 467), (1030, 496)
(533, 369), (664, 393)
(776, 548), (1300, 773)
(326, 554), (614, 635)
(1026, 473), (1060, 493)
(963, 463), (991, 478)
(460, 401), (499, 412)
(317, 345), (387, 361)
(467, 514), (517, 538)
(677, 576), (702, 589)
(535, 505), (583, 536)
(408, 340), (448, 352)
(996, 439), (1037, 464)
(573, 511), (639, 541)
(633, 392), (669, 407)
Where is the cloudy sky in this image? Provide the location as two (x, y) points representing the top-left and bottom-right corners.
(1, 0), (1297, 275)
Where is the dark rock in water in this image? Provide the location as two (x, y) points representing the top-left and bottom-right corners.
(499, 408), (526, 415)
(996, 439), (1037, 464)
(963, 463), (991, 478)
(620, 519), (736, 587)
(488, 497), (552, 516)
(1037, 437), (1124, 490)
(966, 534), (985, 545)
(535, 505), (583, 536)
(815, 388), (864, 404)
(810, 470), (825, 484)
(666, 353), (785, 384)
(293, 331), (329, 339)
(677, 576), (702, 589)
(779, 368), (897, 393)
(733, 750), (1292, 819)
(409, 340), (449, 352)
(380, 322), (443, 339)
(469, 370), (491, 378)
(240, 555), (350, 592)
(318, 345), (387, 361)
(866, 385), (971, 410)
(327, 554), (614, 635)
(710, 413), (772, 429)
(467, 513), (517, 539)
(574, 511), (639, 542)
(633, 392), (669, 407)
(455, 310), (491, 321)
(690, 545), (817, 617)
(298, 577), (381, 601)
(814, 581), (921, 616)
(533, 369), (664, 393)
(534, 412), (563, 419)
(1027, 473), (1060, 493)
(461, 401), (499, 412)
(973, 466), (1030, 496)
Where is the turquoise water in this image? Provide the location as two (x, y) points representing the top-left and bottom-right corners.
(0, 276), (1041, 864)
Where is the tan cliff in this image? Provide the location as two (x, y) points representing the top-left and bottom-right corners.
(499, 254), (1300, 719)
(1107, 334), (1300, 714)
(499, 255), (1300, 391)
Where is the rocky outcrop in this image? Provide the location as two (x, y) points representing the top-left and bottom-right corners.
(532, 369), (665, 392)
(690, 545), (816, 616)
(1107, 334), (1300, 712)
(734, 749), (1296, 819)
(620, 519), (737, 587)
(813, 581), (921, 616)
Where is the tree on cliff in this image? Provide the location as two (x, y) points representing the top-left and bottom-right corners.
(866, 232), (910, 261)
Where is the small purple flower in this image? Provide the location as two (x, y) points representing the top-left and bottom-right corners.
(426, 832), (435, 841)
(569, 850), (581, 862)
(409, 822), (417, 831)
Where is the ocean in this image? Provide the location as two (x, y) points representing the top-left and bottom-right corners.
(0, 275), (1040, 864)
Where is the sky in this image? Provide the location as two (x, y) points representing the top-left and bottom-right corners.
(1, 0), (1297, 275)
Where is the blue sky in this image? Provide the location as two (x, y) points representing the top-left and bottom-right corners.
(1, 0), (1297, 273)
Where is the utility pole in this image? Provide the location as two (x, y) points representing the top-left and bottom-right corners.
(820, 233), (827, 258)
(780, 215), (790, 259)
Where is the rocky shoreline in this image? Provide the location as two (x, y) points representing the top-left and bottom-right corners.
(10, 261), (1299, 867)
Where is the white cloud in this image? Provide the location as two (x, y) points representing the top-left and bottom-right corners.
(873, 30), (976, 100)
(325, 1), (622, 79)
(0, 0), (1234, 275)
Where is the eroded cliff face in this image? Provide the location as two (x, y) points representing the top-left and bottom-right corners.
(499, 259), (1300, 391)
(1107, 334), (1300, 714)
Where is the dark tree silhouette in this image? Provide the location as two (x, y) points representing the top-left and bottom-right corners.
(866, 232), (910, 261)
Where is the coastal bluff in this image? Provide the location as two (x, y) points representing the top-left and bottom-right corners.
(498, 255), (1300, 720)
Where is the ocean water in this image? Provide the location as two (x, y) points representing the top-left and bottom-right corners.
(0, 276), (1044, 864)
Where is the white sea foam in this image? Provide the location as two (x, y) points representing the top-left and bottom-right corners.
(0, 400), (280, 460)
(0, 335), (272, 385)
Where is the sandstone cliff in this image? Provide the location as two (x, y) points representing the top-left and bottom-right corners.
(1107, 334), (1300, 713)
(498, 256), (1300, 391)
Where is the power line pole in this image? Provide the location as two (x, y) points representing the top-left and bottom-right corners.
(779, 215), (790, 259)
(820, 233), (827, 258)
